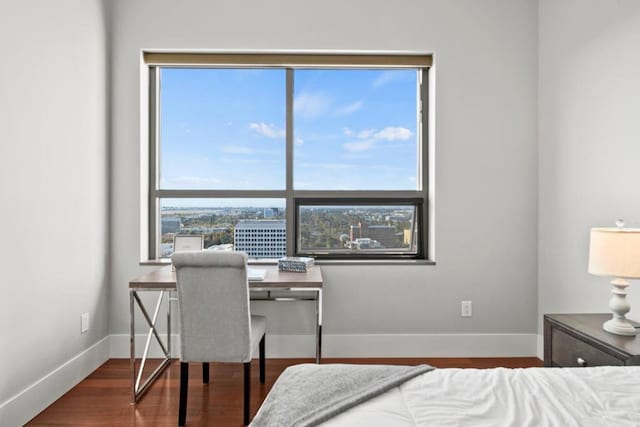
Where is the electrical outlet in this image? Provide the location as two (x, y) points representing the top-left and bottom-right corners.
(81, 313), (89, 333)
(461, 301), (472, 317)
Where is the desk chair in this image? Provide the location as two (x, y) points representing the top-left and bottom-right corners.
(172, 251), (266, 426)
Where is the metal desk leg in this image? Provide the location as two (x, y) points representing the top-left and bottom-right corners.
(129, 290), (135, 403)
(316, 289), (323, 363)
(167, 291), (171, 367)
(130, 289), (173, 403)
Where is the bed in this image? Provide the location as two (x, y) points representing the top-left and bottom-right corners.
(251, 364), (640, 426)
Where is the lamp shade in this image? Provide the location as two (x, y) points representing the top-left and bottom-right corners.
(588, 227), (640, 278)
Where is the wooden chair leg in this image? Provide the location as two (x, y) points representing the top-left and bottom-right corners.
(243, 362), (251, 426)
(179, 362), (189, 427)
(259, 335), (265, 384)
(202, 362), (209, 384)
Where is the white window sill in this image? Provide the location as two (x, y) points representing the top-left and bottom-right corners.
(140, 258), (435, 266)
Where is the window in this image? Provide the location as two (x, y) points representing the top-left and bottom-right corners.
(296, 199), (424, 259)
(144, 53), (431, 261)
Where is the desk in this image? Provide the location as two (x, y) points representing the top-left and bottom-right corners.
(129, 265), (323, 403)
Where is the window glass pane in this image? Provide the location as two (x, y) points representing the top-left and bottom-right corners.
(160, 198), (286, 258)
(159, 68), (286, 190)
(297, 204), (418, 255)
(293, 69), (419, 190)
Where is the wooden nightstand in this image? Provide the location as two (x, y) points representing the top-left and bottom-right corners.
(544, 313), (640, 367)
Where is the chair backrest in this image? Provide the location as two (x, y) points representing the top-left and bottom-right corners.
(172, 251), (251, 363)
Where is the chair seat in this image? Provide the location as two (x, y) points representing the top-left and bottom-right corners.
(250, 315), (266, 357)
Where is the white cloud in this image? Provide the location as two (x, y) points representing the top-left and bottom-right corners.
(335, 100), (363, 116)
(220, 145), (254, 154)
(295, 137), (304, 146)
(373, 126), (412, 141)
(343, 140), (376, 153)
(372, 70), (402, 88)
(249, 122), (285, 139)
(294, 92), (331, 119)
(357, 129), (376, 139)
(340, 126), (413, 154)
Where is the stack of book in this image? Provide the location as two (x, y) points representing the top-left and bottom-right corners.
(278, 256), (315, 272)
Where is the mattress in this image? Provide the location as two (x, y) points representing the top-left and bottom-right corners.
(322, 366), (640, 426)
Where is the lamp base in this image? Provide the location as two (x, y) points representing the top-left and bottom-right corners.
(603, 317), (638, 336)
(603, 277), (638, 336)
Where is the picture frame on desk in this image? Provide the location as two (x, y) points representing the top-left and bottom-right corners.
(171, 235), (204, 270)
(173, 234), (204, 253)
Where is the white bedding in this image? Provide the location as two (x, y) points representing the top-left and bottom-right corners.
(322, 366), (640, 426)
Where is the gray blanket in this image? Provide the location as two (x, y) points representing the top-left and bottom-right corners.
(250, 363), (434, 427)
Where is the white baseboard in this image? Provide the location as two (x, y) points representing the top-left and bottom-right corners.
(323, 333), (538, 358)
(109, 333), (295, 359)
(0, 336), (110, 427)
(109, 333), (181, 359)
(109, 333), (539, 359)
(537, 334), (544, 360)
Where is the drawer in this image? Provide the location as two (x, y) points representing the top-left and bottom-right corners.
(552, 328), (623, 367)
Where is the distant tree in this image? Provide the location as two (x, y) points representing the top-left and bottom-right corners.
(206, 229), (233, 246)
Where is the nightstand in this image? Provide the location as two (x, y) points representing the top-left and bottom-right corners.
(544, 313), (640, 367)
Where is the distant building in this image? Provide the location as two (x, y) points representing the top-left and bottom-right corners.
(347, 238), (383, 250)
(349, 223), (362, 242)
(181, 226), (227, 234)
(161, 217), (181, 234)
(403, 228), (413, 246)
(234, 220), (286, 258)
(362, 225), (396, 248)
(263, 207), (281, 218)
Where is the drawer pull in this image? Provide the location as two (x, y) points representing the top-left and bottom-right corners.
(577, 357), (586, 366)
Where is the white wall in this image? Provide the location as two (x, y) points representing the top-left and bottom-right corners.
(110, 0), (539, 356)
(0, 1), (110, 425)
(538, 0), (640, 328)
(9, 0), (640, 422)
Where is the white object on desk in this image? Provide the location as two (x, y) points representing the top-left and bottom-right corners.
(171, 235), (204, 271)
(248, 268), (267, 281)
(173, 234), (204, 252)
(278, 256), (315, 272)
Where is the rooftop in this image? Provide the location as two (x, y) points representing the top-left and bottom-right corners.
(235, 220), (286, 230)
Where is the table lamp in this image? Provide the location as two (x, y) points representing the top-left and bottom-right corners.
(588, 220), (640, 336)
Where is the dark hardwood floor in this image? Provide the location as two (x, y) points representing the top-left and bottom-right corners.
(28, 357), (542, 426)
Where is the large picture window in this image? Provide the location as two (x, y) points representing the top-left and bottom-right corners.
(144, 53), (430, 261)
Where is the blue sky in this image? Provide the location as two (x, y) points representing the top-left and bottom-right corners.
(160, 67), (418, 206)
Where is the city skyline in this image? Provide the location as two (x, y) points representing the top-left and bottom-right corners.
(160, 204), (416, 257)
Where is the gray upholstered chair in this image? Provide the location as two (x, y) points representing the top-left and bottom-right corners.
(172, 251), (266, 427)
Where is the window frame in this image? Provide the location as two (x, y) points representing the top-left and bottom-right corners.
(144, 53), (431, 262)
(294, 197), (426, 260)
